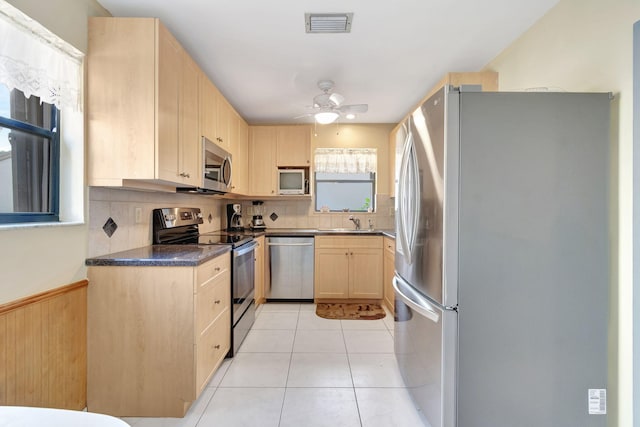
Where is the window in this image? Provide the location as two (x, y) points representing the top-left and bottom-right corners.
(314, 148), (377, 212)
(0, 85), (60, 223)
(0, 0), (83, 225)
(315, 172), (375, 212)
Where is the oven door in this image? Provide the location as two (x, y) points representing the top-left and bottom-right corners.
(203, 137), (232, 193)
(232, 240), (257, 325)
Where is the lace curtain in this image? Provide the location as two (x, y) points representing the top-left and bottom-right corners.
(314, 148), (377, 174)
(0, 0), (84, 111)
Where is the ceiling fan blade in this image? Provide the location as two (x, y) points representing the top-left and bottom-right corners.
(329, 93), (344, 107)
(294, 113), (314, 119)
(339, 104), (368, 113)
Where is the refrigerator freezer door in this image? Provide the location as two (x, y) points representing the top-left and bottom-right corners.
(394, 275), (456, 427)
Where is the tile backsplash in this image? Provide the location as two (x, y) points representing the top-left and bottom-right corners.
(88, 188), (395, 258)
(238, 195), (395, 230)
(88, 187), (225, 257)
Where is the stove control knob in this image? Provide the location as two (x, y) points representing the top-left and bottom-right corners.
(196, 212), (203, 219)
(165, 214), (176, 222)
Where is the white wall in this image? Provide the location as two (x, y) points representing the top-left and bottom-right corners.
(484, 0), (638, 425)
(0, 0), (109, 305)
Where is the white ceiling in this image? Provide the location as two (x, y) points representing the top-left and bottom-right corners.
(96, 0), (558, 125)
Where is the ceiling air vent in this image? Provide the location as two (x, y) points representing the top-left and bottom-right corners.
(305, 13), (353, 33)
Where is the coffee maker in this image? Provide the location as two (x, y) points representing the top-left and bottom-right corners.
(249, 201), (266, 230)
(226, 203), (243, 231)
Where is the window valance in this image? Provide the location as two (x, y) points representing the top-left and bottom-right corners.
(0, 0), (84, 111)
(314, 148), (377, 174)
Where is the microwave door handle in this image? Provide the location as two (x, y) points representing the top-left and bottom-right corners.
(222, 156), (232, 188)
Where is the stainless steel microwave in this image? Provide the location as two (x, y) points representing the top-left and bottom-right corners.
(202, 137), (232, 193)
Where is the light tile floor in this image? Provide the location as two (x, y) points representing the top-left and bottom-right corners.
(121, 303), (427, 427)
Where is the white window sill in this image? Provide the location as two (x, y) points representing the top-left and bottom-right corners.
(0, 221), (85, 231)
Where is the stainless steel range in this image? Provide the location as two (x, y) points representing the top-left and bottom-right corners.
(152, 207), (257, 357)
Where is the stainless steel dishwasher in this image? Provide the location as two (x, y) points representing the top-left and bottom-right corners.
(266, 236), (314, 301)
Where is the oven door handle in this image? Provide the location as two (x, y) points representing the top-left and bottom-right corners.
(233, 240), (258, 257)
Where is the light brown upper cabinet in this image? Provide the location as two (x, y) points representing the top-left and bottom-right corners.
(87, 17), (200, 189)
(216, 95), (232, 151)
(199, 75), (219, 147)
(248, 125), (311, 197)
(248, 126), (278, 196)
(231, 113), (249, 195)
(200, 76), (233, 152)
(276, 125), (311, 167)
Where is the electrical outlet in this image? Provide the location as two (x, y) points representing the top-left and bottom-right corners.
(135, 207), (143, 224)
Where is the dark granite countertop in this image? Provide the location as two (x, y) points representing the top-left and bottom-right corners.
(85, 244), (231, 267)
(263, 228), (396, 238)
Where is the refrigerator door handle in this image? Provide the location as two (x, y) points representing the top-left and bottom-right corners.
(397, 121), (414, 263)
(393, 275), (440, 323)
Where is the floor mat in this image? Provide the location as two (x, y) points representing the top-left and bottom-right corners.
(315, 303), (386, 320)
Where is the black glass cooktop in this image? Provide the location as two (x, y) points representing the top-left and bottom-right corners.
(197, 233), (253, 248)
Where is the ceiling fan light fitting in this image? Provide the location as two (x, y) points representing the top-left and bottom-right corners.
(315, 111), (339, 124)
(345, 113), (356, 120)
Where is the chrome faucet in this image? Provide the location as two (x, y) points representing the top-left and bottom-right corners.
(349, 215), (361, 230)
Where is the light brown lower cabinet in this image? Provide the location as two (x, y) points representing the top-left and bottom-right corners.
(314, 236), (383, 300)
(87, 253), (231, 417)
(383, 237), (396, 314)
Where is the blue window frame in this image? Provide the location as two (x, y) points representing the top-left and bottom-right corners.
(0, 86), (60, 224)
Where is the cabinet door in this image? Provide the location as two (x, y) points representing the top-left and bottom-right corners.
(349, 248), (383, 299)
(199, 75), (218, 146)
(179, 54), (200, 186)
(195, 312), (230, 394)
(157, 23), (181, 183)
(314, 248), (350, 299)
(216, 95), (231, 150)
(87, 17), (156, 184)
(232, 118), (249, 195)
(383, 239), (395, 313)
(249, 126), (277, 196)
(276, 125), (311, 166)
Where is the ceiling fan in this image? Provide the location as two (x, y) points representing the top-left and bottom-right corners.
(300, 80), (368, 124)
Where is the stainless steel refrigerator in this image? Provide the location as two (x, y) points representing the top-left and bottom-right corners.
(394, 86), (610, 427)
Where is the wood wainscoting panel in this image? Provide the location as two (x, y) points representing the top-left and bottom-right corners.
(0, 281), (87, 409)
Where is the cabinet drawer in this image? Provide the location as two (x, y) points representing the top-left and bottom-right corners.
(315, 235), (382, 249)
(196, 312), (230, 393)
(196, 253), (230, 290)
(196, 272), (230, 335)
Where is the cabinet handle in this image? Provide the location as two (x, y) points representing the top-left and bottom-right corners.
(350, 252), (354, 256)
(214, 299), (221, 304)
(271, 190), (275, 194)
(345, 252), (348, 256)
(214, 344), (220, 350)
(185, 173), (190, 178)
(214, 267), (221, 272)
